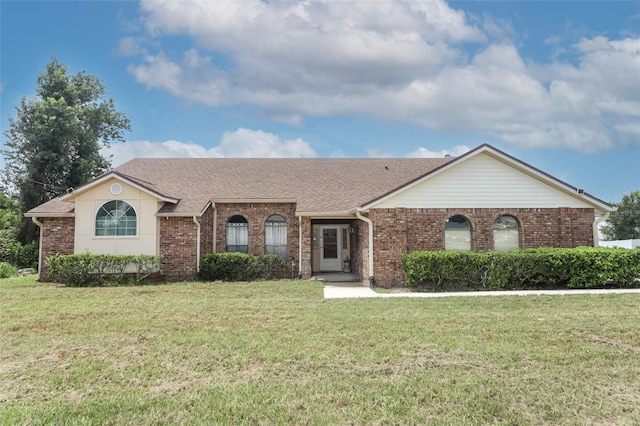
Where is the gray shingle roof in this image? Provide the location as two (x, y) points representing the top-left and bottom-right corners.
(27, 157), (454, 216)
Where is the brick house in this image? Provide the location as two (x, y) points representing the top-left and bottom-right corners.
(25, 144), (613, 286)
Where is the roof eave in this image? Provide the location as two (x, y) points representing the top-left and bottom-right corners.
(60, 171), (179, 204)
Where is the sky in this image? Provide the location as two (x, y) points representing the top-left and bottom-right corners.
(1, 0), (639, 204)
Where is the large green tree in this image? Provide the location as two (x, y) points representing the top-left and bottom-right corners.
(2, 59), (131, 244)
(601, 190), (640, 241)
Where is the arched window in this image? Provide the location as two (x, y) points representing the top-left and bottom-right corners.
(494, 215), (520, 251)
(445, 215), (471, 251)
(95, 200), (137, 236)
(226, 215), (248, 253)
(265, 214), (287, 259)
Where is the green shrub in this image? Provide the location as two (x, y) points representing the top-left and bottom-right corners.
(0, 261), (17, 279)
(199, 252), (285, 282)
(0, 239), (38, 269)
(403, 247), (640, 291)
(46, 253), (162, 287)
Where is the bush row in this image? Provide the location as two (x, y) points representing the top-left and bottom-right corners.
(402, 247), (640, 291)
(198, 252), (285, 282)
(46, 253), (162, 287)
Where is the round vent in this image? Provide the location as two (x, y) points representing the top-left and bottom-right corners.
(110, 183), (123, 195)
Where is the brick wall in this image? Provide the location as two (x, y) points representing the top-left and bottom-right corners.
(370, 207), (595, 287)
(214, 203), (300, 274)
(159, 216), (198, 280)
(39, 217), (75, 280)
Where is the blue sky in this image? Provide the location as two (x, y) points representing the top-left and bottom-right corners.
(1, 0), (639, 203)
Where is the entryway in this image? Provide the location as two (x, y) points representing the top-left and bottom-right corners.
(319, 225), (341, 271)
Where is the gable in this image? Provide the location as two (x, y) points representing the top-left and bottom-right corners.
(372, 152), (595, 209)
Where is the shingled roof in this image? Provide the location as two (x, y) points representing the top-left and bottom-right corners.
(27, 157), (455, 216)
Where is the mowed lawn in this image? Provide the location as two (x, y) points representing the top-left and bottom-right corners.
(1, 276), (640, 425)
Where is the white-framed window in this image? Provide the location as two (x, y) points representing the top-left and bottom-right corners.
(265, 214), (287, 259)
(445, 215), (471, 251)
(95, 200), (137, 236)
(494, 215), (520, 251)
(226, 215), (248, 253)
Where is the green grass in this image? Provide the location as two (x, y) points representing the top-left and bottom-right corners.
(1, 276), (640, 425)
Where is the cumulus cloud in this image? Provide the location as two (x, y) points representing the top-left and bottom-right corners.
(102, 128), (317, 166)
(406, 145), (471, 158)
(124, 0), (640, 153)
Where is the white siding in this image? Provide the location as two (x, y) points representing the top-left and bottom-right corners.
(375, 153), (592, 209)
(74, 179), (159, 255)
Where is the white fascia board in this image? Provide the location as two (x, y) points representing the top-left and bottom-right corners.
(211, 198), (297, 205)
(295, 211), (357, 219)
(23, 212), (75, 218)
(60, 172), (179, 204)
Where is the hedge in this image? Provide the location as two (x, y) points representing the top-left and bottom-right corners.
(198, 252), (285, 282)
(0, 262), (17, 279)
(46, 253), (162, 287)
(402, 247), (640, 291)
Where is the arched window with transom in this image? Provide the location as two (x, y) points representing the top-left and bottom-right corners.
(265, 214), (287, 259)
(95, 200), (137, 236)
(226, 215), (248, 253)
(494, 215), (520, 251)
(445, 215), (471, 251)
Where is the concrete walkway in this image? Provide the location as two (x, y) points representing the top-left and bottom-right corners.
(323, 283), (640, 299)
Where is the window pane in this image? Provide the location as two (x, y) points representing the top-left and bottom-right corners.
(445, 215), (471, 251)
(227, 216), (248, 253)
(95, 200), (137, 237)
(265, 215), (287, 259)
(494, 215), (519, 251)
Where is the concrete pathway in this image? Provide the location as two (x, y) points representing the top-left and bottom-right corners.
(323, 283), (640, 299)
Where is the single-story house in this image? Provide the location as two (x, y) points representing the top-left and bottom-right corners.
(26, 144), (613, 286)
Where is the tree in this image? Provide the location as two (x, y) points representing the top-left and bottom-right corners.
(601, 190), (640, 241)
(2, 59), (131, 244)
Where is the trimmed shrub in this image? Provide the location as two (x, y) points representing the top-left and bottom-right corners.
(0, 262), (17, 279)
(46, 253), (162, 287)
(198, 252), (285, 282)
(403, 247), (640, 291)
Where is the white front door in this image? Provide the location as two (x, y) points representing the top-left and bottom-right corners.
(320, 226), (341, 271)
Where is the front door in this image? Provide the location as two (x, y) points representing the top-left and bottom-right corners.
(320, 226), (341, 271)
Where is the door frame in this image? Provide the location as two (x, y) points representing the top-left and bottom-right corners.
(319, 225), (342, 271)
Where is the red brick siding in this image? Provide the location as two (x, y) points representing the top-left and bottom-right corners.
(39, 217), (75, 280)
(215, 203), (301, 274)
(159, 217), (198, 280)
(300, 216), (312, 279)
(200, 206), (214, 256)
(350, 218), (369, 284)
(370, 207), (595, 287)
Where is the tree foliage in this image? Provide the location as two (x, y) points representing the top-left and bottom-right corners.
(2, 59), (131, 244)
(601, 190), (640, 241)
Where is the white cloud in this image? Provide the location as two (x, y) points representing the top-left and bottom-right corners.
(103, 128), (317, 167)
(124, 1), (640, 153)
(217, 128), (317, 158)
(406, 145), (471, 158)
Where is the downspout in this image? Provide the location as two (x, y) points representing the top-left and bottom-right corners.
(593, 211), (611, 247)
(193, 216), (201, 273)
(355, 210), (375, 286)
(31, 217), (44, 281)
(212, 204), (217, 253)
(298, 215), (303, 278)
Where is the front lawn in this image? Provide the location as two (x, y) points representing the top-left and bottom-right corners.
(1, 276), (639, 424)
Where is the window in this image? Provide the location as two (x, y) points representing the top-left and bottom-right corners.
(445, 215), (471, 251)
(95, 200), (136, 236)
(494, 215), (520, 251)
(265, 214), (287, 259)
(227, 215), (248, 253)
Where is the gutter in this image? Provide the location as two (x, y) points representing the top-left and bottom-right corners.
(593, 210), (612, 247)
(299, 216), (303, 278)
(355, 210), (375, 286)
(31, 217), (44, 281)
(193, 216), (201, 273)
